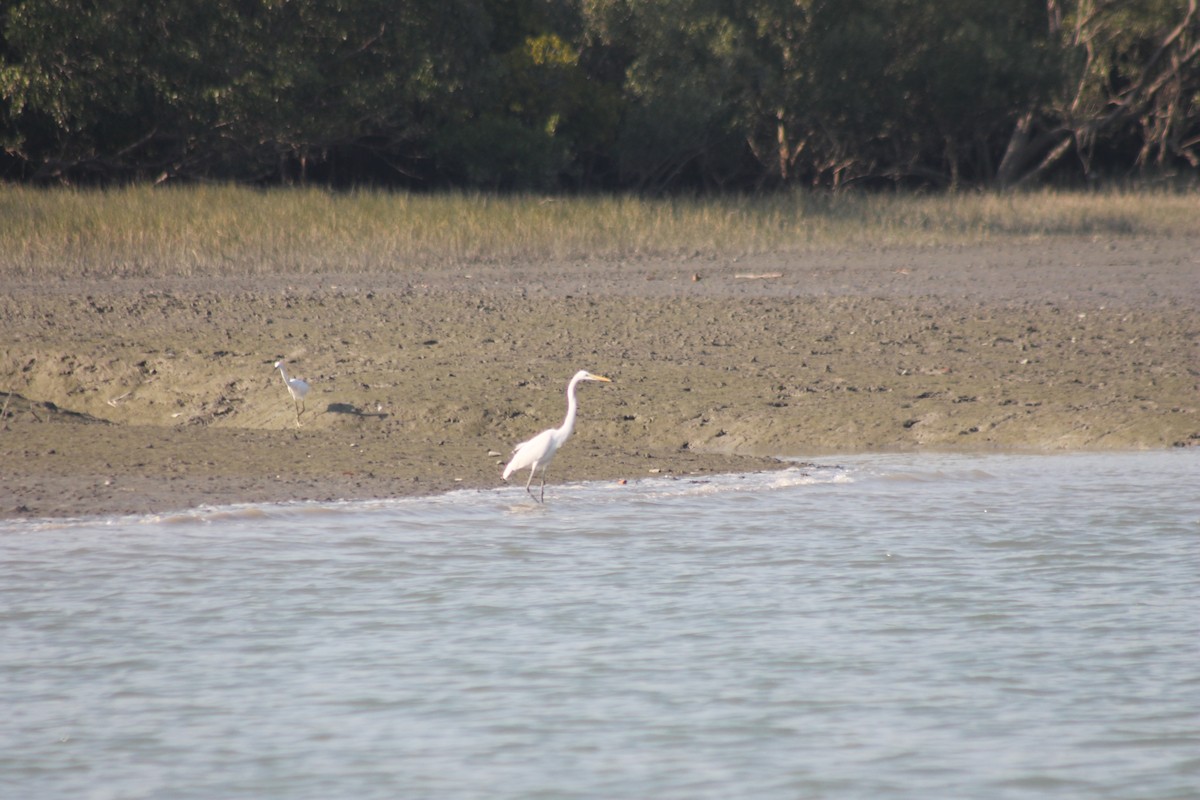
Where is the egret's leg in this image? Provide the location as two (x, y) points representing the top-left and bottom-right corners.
(538, 468), (547, 503)
(524, 465), (538, 501)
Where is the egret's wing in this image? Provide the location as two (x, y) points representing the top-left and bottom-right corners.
(503, 428), (554, 478)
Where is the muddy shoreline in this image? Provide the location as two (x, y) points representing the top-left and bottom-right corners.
(3, 237), (1197, 520)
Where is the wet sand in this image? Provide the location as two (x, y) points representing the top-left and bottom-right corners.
(2, 237), (1197, 519)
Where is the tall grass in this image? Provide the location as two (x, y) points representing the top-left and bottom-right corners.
(1, 185), (1196, 279)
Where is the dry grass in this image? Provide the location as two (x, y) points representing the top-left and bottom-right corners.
(1, 184), (1196, 279)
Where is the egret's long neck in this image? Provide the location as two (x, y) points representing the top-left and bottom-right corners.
(277, 365), (289, 384)
(559, 376), (582, 437)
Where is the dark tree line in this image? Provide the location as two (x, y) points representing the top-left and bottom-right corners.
(2, 0), (1198, 190)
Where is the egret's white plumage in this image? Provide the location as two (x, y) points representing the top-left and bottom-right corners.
(274, 360), (310, 425)
(503, 370), (611, 503)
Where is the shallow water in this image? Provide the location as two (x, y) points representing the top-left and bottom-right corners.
(3, 451), (1198, 800)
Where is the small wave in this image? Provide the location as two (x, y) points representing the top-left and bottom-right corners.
(585, 464), (852, 501)
(149, 506), (275, 525)
(3, 464), (851, 532)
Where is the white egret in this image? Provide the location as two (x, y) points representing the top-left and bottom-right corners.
(503, 370), (612, 503)
(274, 360), (311, 425)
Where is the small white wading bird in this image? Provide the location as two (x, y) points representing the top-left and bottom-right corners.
(503, 370), (612, 503)
(274, 360), (311, 426)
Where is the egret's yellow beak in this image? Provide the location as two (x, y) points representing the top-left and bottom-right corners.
(589, 374), (612, 383)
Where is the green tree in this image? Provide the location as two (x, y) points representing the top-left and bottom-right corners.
(432, 27), (621, 189)
(1, 0), (493, 183)
(788, 0), (1054, 187)
(583, 0), (1059, 189)
(593, 0), (770, 190)
(996, 0), (1200, 186)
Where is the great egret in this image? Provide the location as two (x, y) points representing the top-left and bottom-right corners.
(274, 360), (310, 425)
(503, 370), (612, 503)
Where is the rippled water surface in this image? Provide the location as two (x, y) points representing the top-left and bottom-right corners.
(3, 451), (1198, 800)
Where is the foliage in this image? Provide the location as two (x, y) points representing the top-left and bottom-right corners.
(2, 0), (1197, 188)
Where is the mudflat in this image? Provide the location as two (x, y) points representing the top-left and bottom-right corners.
(3, 236), (1197, 519)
